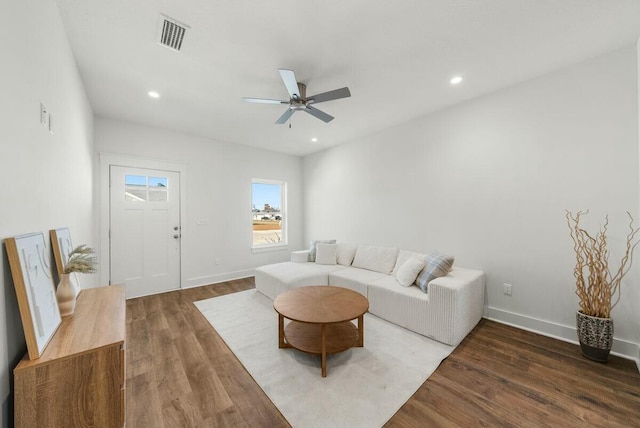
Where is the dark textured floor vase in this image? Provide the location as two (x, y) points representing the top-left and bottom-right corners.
(576, 311), (613, 362)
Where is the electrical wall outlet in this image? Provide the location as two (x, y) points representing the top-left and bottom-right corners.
(504, 283), (513, 296)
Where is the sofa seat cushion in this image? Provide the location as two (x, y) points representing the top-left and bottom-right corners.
(255, 262), (346, 300)
(329, 267), (387, 297)
(367, 275), (431, 336)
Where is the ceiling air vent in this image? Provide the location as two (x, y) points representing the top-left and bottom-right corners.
(157, 14), (189, 52)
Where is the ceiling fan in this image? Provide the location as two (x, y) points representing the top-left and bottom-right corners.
(243, 69), (351, 124)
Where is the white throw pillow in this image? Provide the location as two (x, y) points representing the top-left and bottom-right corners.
(392, 249), (426, 275)
(315, 243), (338, 265)
(395, 257), (425, 287)
(309, 239), (336, 262)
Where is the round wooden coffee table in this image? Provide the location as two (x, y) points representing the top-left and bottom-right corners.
(274, 286), (369, 377)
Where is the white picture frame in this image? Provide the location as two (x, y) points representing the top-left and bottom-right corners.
(6, 233), (62, 359)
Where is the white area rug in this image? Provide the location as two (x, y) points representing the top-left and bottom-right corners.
(195, 289), (455, 428)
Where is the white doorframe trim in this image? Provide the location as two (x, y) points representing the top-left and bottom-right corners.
(99, 152), (188, 289)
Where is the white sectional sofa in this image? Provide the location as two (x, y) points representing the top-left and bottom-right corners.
(255, 243), (485, 346)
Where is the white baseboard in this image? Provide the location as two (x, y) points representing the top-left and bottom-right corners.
(184, 269), (255, 289)
(484, 306), (640, 372)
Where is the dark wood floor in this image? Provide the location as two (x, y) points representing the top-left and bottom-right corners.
(126, 278), (640, 427)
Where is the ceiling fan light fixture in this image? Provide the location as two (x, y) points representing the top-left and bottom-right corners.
(244, 68), (350, 124)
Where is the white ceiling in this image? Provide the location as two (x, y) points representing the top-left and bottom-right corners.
(55, 0), (640, 157)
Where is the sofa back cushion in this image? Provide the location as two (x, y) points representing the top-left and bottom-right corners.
(336, 243), (358, 266)
(392, 250), (427, 275)
(352, 245), (398, 274)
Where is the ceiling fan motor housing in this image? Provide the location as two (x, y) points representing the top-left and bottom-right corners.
(295, 82), (306, 101)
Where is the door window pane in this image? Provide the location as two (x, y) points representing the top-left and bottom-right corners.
(125, 175), (147, 201)
(149, 176), (168, 201)
(125, 175), (147, 186)
(148, 189), (168, 202)
(124, 175), (168, 202)
(149, 177), (168, 187)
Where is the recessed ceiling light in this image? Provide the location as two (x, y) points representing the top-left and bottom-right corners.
(450, 76), (463, 85)
(148, 91), (160, 98)
(311, 137), (318, 142)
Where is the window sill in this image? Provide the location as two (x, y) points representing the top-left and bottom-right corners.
(251, 244), (289, 254)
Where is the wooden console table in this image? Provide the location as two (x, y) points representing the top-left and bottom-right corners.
(14, 285), (126, 427)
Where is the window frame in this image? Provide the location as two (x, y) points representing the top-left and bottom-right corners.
(251, 178), (288, 252)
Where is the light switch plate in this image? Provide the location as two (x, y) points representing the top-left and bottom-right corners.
(40, 103), (48, 127)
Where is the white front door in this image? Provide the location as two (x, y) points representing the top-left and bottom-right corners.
(110, 166), (181, 298)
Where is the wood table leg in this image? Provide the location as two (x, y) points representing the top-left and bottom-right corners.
(321, 324), (327, 377)
(278, 314), (289, 348)
(357, 315), (364, 347)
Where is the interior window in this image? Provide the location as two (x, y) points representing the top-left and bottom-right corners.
(252, 179), (287, 248)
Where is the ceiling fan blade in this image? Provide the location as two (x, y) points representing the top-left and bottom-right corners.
(307, 87), (351, 104)
(275, 108), (295, 125)
(243, 97), (288, 104)
(279, 69), (300, 99)
(304, 106), (334, 123)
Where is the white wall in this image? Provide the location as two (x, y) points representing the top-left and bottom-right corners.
(0, 0), (95, 423)
(303, 46), (640, 360)
(637, 39), (640, 365)
(95, 118), (303, 288)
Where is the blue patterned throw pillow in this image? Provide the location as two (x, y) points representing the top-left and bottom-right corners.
(416, 251), (454, 293)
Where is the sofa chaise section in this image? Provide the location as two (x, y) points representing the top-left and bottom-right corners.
(254, 261), (346, 300)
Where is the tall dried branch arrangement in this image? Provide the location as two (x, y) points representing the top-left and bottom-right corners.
(566, 210), (640, 318)
(63, 245), (97, 274)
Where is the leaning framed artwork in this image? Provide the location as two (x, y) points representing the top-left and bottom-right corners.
(5, 233), (62, 359)
(50, 227), (73, 277)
